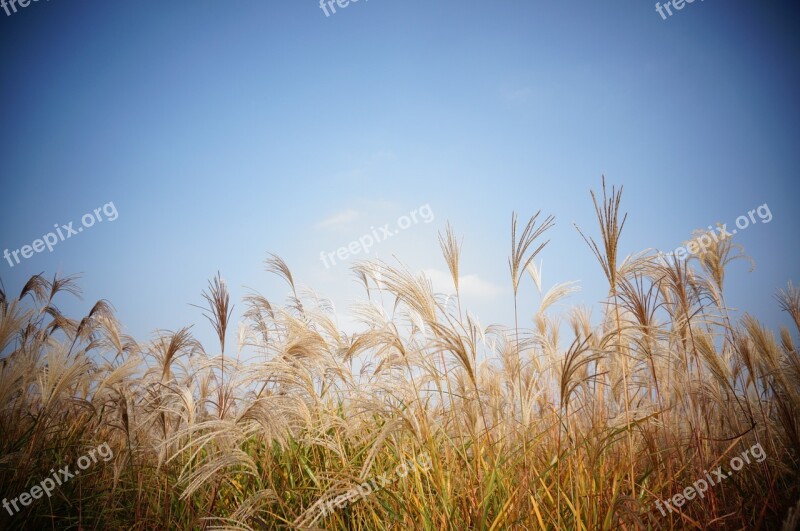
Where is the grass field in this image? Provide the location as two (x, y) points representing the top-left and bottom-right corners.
(1, 180), (798, 530)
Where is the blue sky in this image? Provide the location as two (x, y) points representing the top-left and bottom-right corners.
(1, 0), (798, 353)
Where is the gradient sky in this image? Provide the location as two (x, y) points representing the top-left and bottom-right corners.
(1, 0), (799, 354)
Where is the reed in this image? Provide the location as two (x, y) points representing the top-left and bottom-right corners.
(0, 180), (798, 530)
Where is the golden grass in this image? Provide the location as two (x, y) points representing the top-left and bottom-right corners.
(0, 180), (799, 530)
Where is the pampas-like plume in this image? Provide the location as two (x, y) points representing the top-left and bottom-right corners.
(777, 282), (800, 336)
(1, 178), (797, 530)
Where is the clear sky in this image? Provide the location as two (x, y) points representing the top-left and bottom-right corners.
(1, 0), (798, 353)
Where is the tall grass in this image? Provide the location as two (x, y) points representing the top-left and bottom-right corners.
(0, 181), (798, 530)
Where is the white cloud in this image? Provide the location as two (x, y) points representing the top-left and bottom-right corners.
(315, 209), (360, 230)
(500, 86), (532, 103)
(423, 268), (504, 300)
(370, 149), (396, 161)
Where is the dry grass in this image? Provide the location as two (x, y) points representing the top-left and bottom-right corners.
(0, 180), (798, 530)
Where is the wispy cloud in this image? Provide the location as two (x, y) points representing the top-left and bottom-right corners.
(423, 268), (504, 300)
(315, 209), (360, 230)
(500, 86), (532, 103)
(370, 149), (396, 162)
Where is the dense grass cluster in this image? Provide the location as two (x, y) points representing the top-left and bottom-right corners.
(1, 181), (798, 530)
